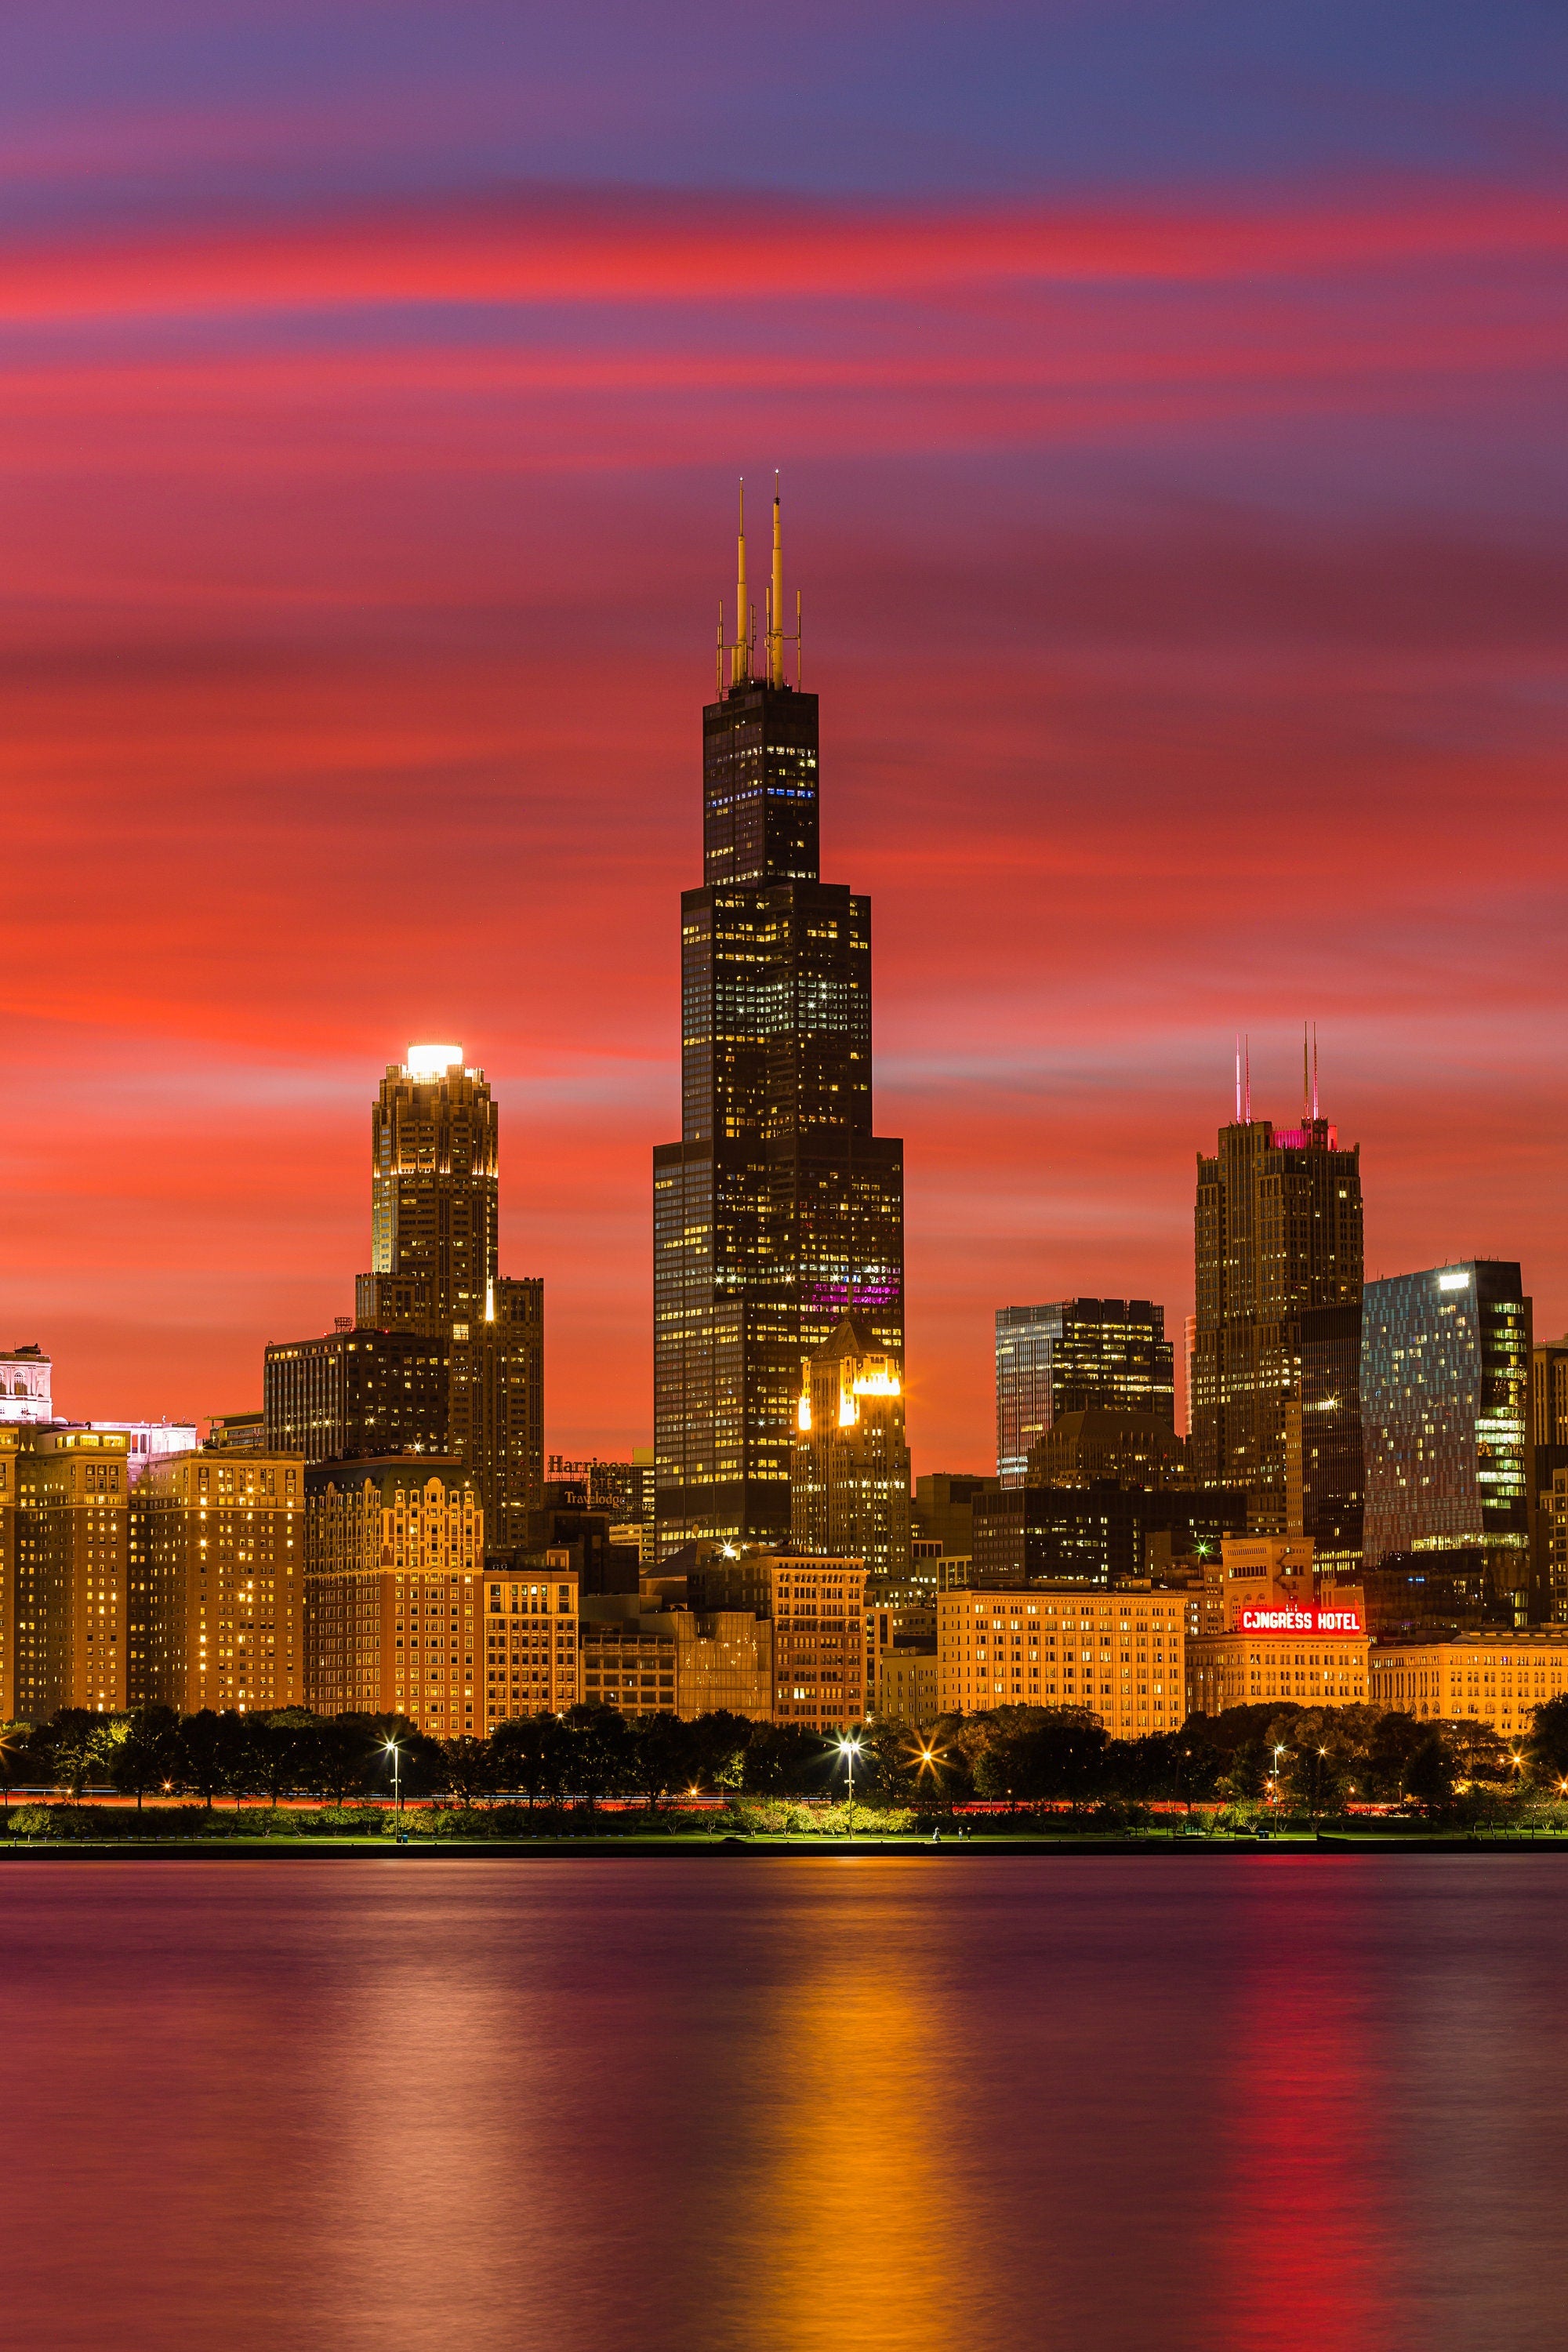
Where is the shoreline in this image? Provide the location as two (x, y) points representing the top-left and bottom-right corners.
(2, 1831), (1565, 1859)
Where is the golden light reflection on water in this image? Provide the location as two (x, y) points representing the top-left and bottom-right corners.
(713, 1861), (971, 2352)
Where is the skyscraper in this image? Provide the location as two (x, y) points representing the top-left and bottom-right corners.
(268, 1046), (543, 1548)
(654, 490), (904, 1552)
(1361, 1261), (1532, 1607)
(995, 1300), (1174, 1486)
(1191, 1056), (1363, 1537)
(791, 1308), (912, 1579)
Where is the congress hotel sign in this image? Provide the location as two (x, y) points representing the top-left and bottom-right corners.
(1238, 1606), (1364, 1635)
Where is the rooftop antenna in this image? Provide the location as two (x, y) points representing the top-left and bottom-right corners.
(1312, 1024), (1319, 1121)
(1302, 1022), (1311, 1126)
(1244, 1034), (1251, 1123)
(731, 478), (750, 689)
(716, 602), (724, 699)
(768, 472), (786, 688)
(1235, 1034), (1242, 1123)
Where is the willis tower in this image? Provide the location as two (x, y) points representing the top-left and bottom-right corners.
(654, 488), (904, 1554)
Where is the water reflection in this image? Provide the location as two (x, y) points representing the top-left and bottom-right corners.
(4, 1856), (1568, 2352)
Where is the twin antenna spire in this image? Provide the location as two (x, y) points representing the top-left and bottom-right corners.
(717, 474), (802, 695)
(1232, 1024), (1322, 1123)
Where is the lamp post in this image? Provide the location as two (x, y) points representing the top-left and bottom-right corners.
(837, 1734), (862, 1820)
(384, 1737), (403, 1839)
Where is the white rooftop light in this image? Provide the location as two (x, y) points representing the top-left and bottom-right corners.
(406, 1044), (463, 1077)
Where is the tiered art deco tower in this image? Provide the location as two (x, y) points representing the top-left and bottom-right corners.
(653, 488), (904, 1554)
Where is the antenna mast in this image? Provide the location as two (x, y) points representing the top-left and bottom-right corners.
(730, 479), (750, 689)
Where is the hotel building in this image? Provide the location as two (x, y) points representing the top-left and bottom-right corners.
(305, 1456), (485, 1731)
(936, 1584), (1186, 1735)
(1369, 1628), (1568, 1740)
(129, 1450), (304, 1712)
(1185, 1536), (1369, 1716)
(4, 1427), (131, 1718)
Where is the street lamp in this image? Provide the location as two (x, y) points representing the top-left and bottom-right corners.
(383, 1737), (403, 1838)
(837, 1735), (862, 1809)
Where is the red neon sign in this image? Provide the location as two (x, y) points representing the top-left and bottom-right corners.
(1238, 1606), (1363, 1635)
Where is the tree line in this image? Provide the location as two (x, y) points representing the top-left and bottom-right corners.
(5, 1695), (1567, 1817)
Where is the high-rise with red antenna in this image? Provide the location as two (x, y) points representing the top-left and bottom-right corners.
(653, 487), (905, 1554)
(1192, 1048), (1364, 1559)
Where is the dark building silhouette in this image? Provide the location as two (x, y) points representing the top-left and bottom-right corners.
(263, 1324), (448, 1461)
(654, 490), (903, 1552)
(972, 1482), (1246, 1588)
(1191, 1051), (1363, 1538)
(996, 1299), (1174, 1486)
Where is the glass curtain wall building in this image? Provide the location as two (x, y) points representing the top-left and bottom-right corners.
(1361, 1261), (1532, 1607)
(996, 1300), (1174, 1486)
(654, 495), (903, 1553)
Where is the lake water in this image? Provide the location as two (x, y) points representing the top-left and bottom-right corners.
(4, 1853), (1566, 2350)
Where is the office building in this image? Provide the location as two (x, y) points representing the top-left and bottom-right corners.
(1369, 1628), (1568, 1737)
(791, 1310), (911, 1579)
(696, 1547), (869, 1730)
(87, 1421), (199, 1483)
(1285, 1302), (1365, 1567)
(266, 1046), (543, 1535)
(130, 1451), (304, 1712)
(653, 492), (904, 1554)
(1531, 1339), (1568, 1613)
(877, 1644), (938, 1726)
(996, 1301), (1174, 1486)
(263, 1324), (449, 1463)
(579, 1596), (774, 1721)
(1028, 1408), (1187, 1490)
(1185, 1535), (1369, 1715)
(1, 1345), (53, 1425)
(303, 1455), (486, 1730)
(205, 1411), (265, 1454)
(973, 1483), (1246, 1588)
(937, 1584), (1186, 1733)
(481, 1559), (581, 1728)
(913, 1473), (998, 1561)
(1190, 1079), (1363, 1535)
(8, 1428), (131, 1718)
(1361, 1261), (1532, 1610)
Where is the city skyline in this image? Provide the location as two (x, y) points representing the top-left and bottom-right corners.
(6, 6), (1565, 1474)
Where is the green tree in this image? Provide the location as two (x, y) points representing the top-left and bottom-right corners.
(1404, 1727), (1457, 1811)
(490, 1713), (568, 1807)
(1526, 1692), (1568, 1790)
(110, 1707), (182, 1809)
(741, 1722), (829, 1796)
(439, 1735), (498, 1809)
(175, 1710), (243, 1809)
(973, 1708), (1109, 1809)
(560, 1705), (637, 1809)
(629, 1712), (695, 1810)
(39, 1709), (119, 1798)
(685, 1711), (752, 1793)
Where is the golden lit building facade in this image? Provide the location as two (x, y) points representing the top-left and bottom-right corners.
(8, 1428), (131, 1718)
(1369, 1629), (1568, 1739)
(130, 1451), (304, 1712)
(695, 1550), (868, 1730)
(938, 1585), (1186, 1733)
(305, 1457), (484, 1730)
(1185, 1535), (1368, 1716)
(877, 1646), (938, 1726)
(791, 1311), (911, 1580)
(481, 1558), (580, 1730)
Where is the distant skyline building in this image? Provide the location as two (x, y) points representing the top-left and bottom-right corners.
(654, 491), (903, 1554)
(1, 1345), (53, 1426)
(264, 1045), (545, 1547)
(1191, 1054), (1363, 1538)
(996, 1300), (1174, 1485)
(1361, 1261), (1531, 1606)
(790, 1309), (912, 1581)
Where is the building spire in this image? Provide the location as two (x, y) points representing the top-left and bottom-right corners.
(1312, 1024), (1319, 1121)
(768, 473), (786, 688)
(731, 478), (750, 689)
(1235, 1034), (1242, 1123)
(1303, 1022), (1311, 1125)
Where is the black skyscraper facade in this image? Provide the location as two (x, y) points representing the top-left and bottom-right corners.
(654, 491), (904, 1553)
